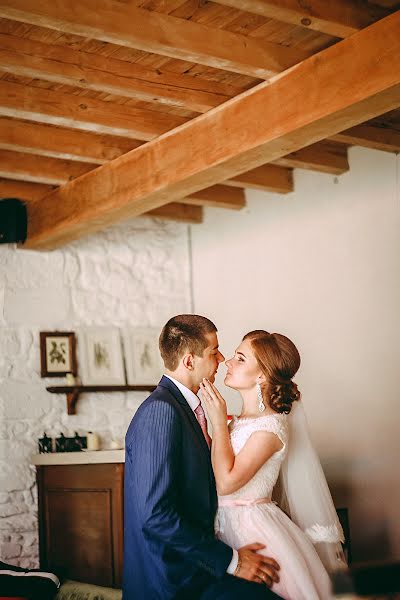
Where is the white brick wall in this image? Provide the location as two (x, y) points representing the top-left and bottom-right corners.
(0, 217), (192, 567)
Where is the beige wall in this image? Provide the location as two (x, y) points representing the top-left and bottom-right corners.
(191, 147), (400, 563)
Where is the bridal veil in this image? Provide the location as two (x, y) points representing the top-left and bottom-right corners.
(276, 401), (347, 572)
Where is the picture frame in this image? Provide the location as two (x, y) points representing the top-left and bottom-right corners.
(122, 327), (163, 385)
(79, 327), (125, 385)
(40, 331), (77, 378)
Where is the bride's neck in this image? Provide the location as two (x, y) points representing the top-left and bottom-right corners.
(239, 389), (275, 418)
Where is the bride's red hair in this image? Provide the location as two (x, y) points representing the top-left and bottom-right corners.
(243, 330), (301, 414)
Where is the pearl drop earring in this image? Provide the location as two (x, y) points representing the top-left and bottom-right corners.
(256, 383), (265, 412)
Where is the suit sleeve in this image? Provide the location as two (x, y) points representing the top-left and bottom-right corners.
(125, 399), (232, 578)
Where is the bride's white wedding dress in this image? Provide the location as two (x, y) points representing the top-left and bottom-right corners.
(215, 414), (333, 600)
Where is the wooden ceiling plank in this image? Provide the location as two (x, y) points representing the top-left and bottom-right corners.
(330, 124), (400, 153)
(23, 12), (400, 249)
(181, 184), (246, 209)
(0, 117), (142, 163)
(0, 80), (186, 141)
(0, 177), (203, 224)
(146, 202), (203, 223)
(0, 177), (53, 200)
(0, 0), (311, 78)
(212, 0), (390, 38)
(0, 149), (97, 185)
(0, 32), (237, 113)
(225, 164), (293, 193)
(273, 140), (349, 174)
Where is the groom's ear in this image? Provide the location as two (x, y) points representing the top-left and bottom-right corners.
(182, 353), (194, 371)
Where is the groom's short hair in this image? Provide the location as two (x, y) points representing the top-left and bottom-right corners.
(159, 314), (217, 371)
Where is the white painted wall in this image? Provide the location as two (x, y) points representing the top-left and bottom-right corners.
(0, 218), (191, 567)
(191, 147), (400, 563)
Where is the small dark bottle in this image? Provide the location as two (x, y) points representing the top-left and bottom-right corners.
(55, 432), (67, 453)
(72, 431), (87, 452)
(38, 432), (52, 454)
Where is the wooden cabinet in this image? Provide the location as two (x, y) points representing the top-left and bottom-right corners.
(36, 462), (124, 588)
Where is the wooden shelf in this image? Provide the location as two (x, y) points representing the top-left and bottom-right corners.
(46, 385), (156, 415)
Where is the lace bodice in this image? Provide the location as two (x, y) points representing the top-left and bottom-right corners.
(219, 413), (288, 503)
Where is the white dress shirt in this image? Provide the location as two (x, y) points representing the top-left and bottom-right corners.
(164, 374), (238, 575)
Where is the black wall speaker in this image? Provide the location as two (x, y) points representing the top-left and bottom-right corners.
(0, 198), (27, 244)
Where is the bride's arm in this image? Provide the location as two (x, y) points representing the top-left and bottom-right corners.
(200, 379), (282, 496)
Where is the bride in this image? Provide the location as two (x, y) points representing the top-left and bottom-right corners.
(200, 330), (346, 600)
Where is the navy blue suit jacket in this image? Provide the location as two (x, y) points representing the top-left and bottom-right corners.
(123, 376), (233, 599)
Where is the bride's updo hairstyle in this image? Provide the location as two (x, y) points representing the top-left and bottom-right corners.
(243, 330), (301, 414)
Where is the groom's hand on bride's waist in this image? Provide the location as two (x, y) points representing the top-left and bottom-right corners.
(235, 543), (280, 587)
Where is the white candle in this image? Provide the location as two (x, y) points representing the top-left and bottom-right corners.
(66, 373), (75, 385)
(87, 431), (100, 451)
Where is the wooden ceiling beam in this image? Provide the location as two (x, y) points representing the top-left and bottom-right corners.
(212, 0), (389, 38)
(22, 12), (400, 250)
(273, 141), (349, 175)
(0, 0), (311, 79)
(0, 178), (202, 224)
(0, 149), (96, 185)
(0, 33), (237, 113)
(181, 185), (246, 210)
(330, 124), (400, 153)
(145, 203), (203, 224)
(0, 81), (186, 141)
(0, 116), (350, 178)
(0, 177), (54, 201)
(0, 116), (349, 177)
(226, 165), (293, 193)
(0, 150), (244, 211)
(0, 118), (142, 164)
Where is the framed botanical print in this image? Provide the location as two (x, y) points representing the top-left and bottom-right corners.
(122, 327), (163, 385)
(40, 331), (77, 378)
(79, 327), (125, 385)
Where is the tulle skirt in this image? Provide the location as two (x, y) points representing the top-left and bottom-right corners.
(216, 501), (333, 600)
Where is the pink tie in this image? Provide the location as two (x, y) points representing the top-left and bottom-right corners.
(194, 403), (211, 449)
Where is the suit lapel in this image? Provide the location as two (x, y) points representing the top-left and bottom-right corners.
(158, 376), (218, 514)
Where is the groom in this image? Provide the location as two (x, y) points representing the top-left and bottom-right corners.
(123, 314), (281, 599)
